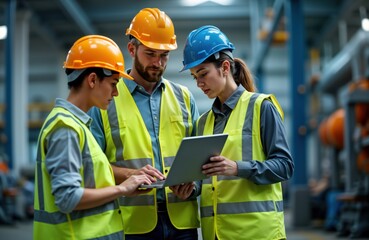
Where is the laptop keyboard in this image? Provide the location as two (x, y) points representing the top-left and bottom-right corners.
(149, 180), (165, 187)
(140, 179), (166, 189)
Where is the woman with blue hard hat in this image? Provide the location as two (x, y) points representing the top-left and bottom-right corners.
(179, 25), (294, 240)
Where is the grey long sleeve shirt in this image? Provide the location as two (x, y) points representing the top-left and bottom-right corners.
(212, 85), (294, 185)
(44, 98), (89, 213)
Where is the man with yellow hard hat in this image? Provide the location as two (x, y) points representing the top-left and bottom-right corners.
(89, 8), (200, 240)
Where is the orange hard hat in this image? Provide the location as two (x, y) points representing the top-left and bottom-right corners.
(64, 35), (133, 81)
(126, 8), (177, 50)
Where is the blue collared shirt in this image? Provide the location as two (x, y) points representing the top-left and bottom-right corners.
(89, 78), (199, 201)
(43, 98), (91, 213)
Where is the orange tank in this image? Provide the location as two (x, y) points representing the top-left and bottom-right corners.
(357, 148), (369, 174)
(326, 108), (345, 149)
(318, 118), (330, 146)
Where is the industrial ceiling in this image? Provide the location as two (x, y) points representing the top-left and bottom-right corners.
(1, 0), (368, 55)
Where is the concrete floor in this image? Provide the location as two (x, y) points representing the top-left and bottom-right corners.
(1, 219), (368, 240)
(0, 220), (33, 240)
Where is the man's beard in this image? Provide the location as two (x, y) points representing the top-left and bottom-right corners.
(134, 57), (165, 83)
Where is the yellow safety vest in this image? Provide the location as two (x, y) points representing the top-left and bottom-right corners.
(34, 107), (124, 240)
(197, 92), (286, 240)
(100, 79), (200, 234)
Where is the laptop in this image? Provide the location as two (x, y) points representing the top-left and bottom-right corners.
(140, 133), (228, 189)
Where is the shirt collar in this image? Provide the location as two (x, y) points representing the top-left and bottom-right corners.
(123, 70), (166, 94)
(55, 98), (92, 127)
(212, 84), (246, 114)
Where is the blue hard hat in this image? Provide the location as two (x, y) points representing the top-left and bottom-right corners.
(181, 25), (235, 71)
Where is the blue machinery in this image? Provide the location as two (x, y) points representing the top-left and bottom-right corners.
(319, 29), (369, 238)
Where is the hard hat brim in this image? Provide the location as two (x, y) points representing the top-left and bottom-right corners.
(140, 39), (177, 51)
(121, 72), (134, 80)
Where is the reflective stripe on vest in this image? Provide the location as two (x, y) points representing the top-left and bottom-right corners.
(33, 107), (123, 240)
(34, 202), (117, 224)
(101, 79), (199, 234)
(198, 92), (286, 240)
(201, 200), (284, 217)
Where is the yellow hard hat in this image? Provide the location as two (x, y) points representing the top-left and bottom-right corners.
(64, 35), (133, 81)
(126, 8), (177, 50)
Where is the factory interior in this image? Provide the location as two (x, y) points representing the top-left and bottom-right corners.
(1, 0), (369, 239)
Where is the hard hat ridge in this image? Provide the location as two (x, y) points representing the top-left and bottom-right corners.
(63, 35), (133, 81)
(181, 25), (235, 71)
(126, 8), (177, 50)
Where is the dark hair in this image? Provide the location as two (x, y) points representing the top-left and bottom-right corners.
(65, 68), (115, 90)
(129, 36), (141, 47)
(204, 51), (256, 92)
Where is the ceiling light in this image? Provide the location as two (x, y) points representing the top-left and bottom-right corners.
(0, 25), (7, 40)
(181, 0), (234, 7)
(360, 7), (369, 32)
(362, 18), (369, 31)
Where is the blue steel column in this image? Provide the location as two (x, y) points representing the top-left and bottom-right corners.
(286, 0), (307, 185)
(255, 68), (264, 93)
(286, 0), (310, 227)
(4, 0), (16, 169)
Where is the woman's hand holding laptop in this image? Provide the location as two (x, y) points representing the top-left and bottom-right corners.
(169, 182), (195, 200)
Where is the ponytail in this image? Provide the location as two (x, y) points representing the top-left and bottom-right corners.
(205, 52), (256, 92)
(233, 58), (256, 92)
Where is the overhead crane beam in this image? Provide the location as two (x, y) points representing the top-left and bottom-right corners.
(251, 0), (285, 74)
(58, 0), (96, 35)
(312, 0), (363, 48)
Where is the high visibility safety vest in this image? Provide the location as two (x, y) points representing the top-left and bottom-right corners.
(100, 79), (200, 234)
(197, 91), (286, 240)
(34, 107), (124, 240)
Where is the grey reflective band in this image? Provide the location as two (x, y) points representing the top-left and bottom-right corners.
(97, 231), (123, 240)
(36, 113), (61, 211)
(107, 99), (125, 162)
(197, 110), (210, 135)
(112, 157), (151, 168)
(168, 81), (191, 137)
(120, 194), (155, 207)
(164, 156), (175, 167)
(216, 175), (239, 181)
(202, 176), (238, 185)
(242, 93), (258, 161)
(120, 192), (196, 207)
(202, 178), (212, 184)
(34, 201), (117, 224)
(275, 200), (284, 212)
(200, 200), (284, 218)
